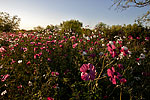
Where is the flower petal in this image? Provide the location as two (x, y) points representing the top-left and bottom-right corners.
(81, 72), (90, 81)
(80, 64), (88, 72)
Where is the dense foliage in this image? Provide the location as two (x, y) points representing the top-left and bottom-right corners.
(0, 29), (150, 99)
(0, 12), (20, 32)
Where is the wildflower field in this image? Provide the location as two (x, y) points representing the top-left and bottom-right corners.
(0, 30), (150, 100)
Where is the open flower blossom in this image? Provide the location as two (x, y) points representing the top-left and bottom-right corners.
(107, 67), (126, 84)
(51, 72), (59, 76)
(120, 46), (129, 56)
(72, 43), (78, 48)
(0, 47), (6, 53)
(118, 64), (124, 70)
(47, 97), (54, 100)
(27, 61), (31, 66)
(107, 41), (117, 58)
(80, 63), (96, 81)
(1, 74), (10, 82)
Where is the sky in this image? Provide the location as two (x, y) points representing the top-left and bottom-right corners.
(0, 0), (149, 30)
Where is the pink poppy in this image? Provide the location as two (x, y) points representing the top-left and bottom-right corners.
(107, 67), (122, 84)
(120, 46), (129, 56)
(72, 43), (78, 48)
(59, 45), (63, 48)
(80, 63), (96, 81)
(136, 37), (140, 39)
(118, 64), (124, 70)
(70, 36), (76, 39)
(0, 47), (6, 53)
(27, 61), (31, 66)
(107, 42), (117, 58)
(47, 97), (54, 100)
(89, 47), (93, 51)
(51, 72), (59, 76)
(11, 59), (16, 64)
(145, 37), (149, 41)
(1, 74), (10, 82)
(47, 58), (51, 62)
(23, 47), (28, 52)
(128, 35), (133, 40)
(120, 78), (127, 84)
(17, 85), (23, 89)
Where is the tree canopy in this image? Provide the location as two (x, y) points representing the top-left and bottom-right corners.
(0, 12), (20, 32)
(60, 19), (83, 35)
(112, 0), (150, 24)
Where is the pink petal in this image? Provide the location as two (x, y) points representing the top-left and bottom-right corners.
(120, 78), (127, 84)
(81, 72), (90, 81)
(107, 46), (112, 52)
(110, 77), (116, 84)
(107, 69), (113, 77)
(89, 73), (95, 80)
(111, 67), (115, 73)
(111, 44), (116, 50)
(80, 64), (88, 72)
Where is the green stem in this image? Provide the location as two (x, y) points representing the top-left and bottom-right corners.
(120, 86), (122, 100)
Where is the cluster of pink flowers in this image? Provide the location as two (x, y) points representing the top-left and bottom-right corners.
(107, 41), (117, 58)
(107, 41), (130, 59)
(51, 72), (59, 76)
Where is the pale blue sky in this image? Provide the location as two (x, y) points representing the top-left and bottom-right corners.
(0, 0), (149, 29)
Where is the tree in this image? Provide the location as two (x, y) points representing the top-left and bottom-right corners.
(60, 19), (83, 35)
(95, 22), (107, 33)
(112, 0), (150, 24)
(0, 12), (20, 32)
(46, 24), (59, 32)
(33, 26), (44, 32)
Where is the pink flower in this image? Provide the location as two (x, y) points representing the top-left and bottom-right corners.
(63, 36), (67, 39)
(145, 37), (149, 41)
(34, 54), (37, 59)
(23, 47), (28, 52)
(136, 37), (140, 39)
(70, 36), (76, 39)
(118, 64), (124, 70)
(107, 42), (117, 58)
(72, 43), (78, 48)
(17, 85), (23, 89)
(120, 46), (129, 56)
(107, 67), (122, 84)
(37, 42), (42, 45)
(47, 58), (51, 62)
(34, 47), (38, 52)
(11, 59), (16, 64)
(89, 47), (93, 51)
(30, 42), (35, 44)
(0, 47), (6, 52)
(1, 74), (10, 82)
(47, 97), (54, 100)
(27, 61), (31, 66)
(59, 45), (63, 48)
(51, 72), (59, 76)
(120, 78), (127, 84)
(136, 58), (140, 62)
(80, 63), (96, 81)
(128, 35), (133, 40)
